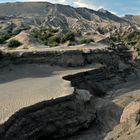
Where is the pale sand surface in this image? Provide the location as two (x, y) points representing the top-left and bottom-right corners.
(0, 64), (100, 123)
(0, 43), (108, 52)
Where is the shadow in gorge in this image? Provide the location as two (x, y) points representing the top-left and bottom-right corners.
(0, 57), (140, 140)
(62, 99), (123, 140)
(0, 63), (97, 84)
(61, 67), (140, 139)
(0, 90), (123, 140)
(63, 67), (108, 97)
(0, 64), (59, 84)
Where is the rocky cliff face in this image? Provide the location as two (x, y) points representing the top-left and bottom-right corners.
(0, 44), (137, 68)
(0, 62), (139, 140)
(0, 94), (96, 140)
(0, 45), (139, 140)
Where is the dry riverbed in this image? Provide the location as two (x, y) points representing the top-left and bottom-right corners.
(0, 63), (101, 123)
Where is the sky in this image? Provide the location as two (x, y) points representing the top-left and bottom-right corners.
(0, 0), (140, 16)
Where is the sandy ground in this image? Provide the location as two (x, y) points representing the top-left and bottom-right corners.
(0, 64), (100, 123)
(0, 43), (108, 53)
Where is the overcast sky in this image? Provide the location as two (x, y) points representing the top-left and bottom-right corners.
(0, 0), (140, 16)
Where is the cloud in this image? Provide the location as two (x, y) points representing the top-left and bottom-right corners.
(73, 0), (102, 10)
(24, 0), (102, 10)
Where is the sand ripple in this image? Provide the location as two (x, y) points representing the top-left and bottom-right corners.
(0, 64), (97, 123)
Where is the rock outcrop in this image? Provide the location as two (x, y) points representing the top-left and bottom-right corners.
(0, 94), (96, 140)
(105, 99), (140, 140)
(0, 45), (139, 140)
(0, 60), (139, 140)
(0, 44), (137, 69)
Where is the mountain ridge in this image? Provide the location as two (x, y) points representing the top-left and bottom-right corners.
(0, 2), (129, 32)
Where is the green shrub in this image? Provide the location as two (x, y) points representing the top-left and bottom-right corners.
(47, 28), (59, 33)
(49, 42), (59, 47)
(61, 31), (75, 43)
(8, 39), (22, 48)
(12, 29), (22, 36)
(0, 35), (6, 44)
(48, 36), (60, 47)
(123, 31), (140, 45)
(97, 27), (109, 35)
(137, 48), (140, 55)
(109, 36), (118, 43)
(80, 38), (94, 44)
(31, 28), (54, 44)
(0, 32), (12, 44)
(73, 29), (82, 36)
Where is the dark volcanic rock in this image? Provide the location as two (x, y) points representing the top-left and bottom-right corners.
(0, 94), (96, 140)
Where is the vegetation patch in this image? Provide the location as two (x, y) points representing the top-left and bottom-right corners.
(97, 27), (109, 35)
(8, 39), (22, 48)
(61, 31), (75, 43)
(30, 27), (95, 47)
(0, 32), (11, 44)
(80, 38), (94, 44)
(122, 31), (140, 45)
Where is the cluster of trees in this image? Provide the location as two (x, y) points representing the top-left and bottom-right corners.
(0, 29), (23, 45)
(0, 24), (30, 45)
(122, 31), (140, 46)
(109, 31), (140, 46)
(0, 31), (22, 48)
(31, 27), (94, 47)
(109, 30), (140, 56)
(31, 27), (60, 47)
(0, 26), (95, 48)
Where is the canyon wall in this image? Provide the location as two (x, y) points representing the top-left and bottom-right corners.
(0, 46), (139, 140)
(0, 46), (137, 69)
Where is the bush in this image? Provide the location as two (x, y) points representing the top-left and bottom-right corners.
(47, 28), (59, 33)
(48, 36), (60, 47)
(0, 33), (11, 44)
(12, 29), (22, 36)
(137, 48), (140, 55)
(31, 27), (55, 45)
(73, 29), (82, 36)
(80, 38), (94, 44)
(0, 35), (6, 44)
(97, 27), (109, 35)
(123, 31), (140, 45)
(61, 31), (75, 43)
(8, 39), (22, 48)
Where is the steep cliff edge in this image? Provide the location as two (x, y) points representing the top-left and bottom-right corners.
(0, 44), (137, 68)
(0, 46), (139, 140)
(0, 94), (96, 140)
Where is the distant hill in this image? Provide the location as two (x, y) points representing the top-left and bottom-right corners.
(0, 2), (140, 49)
(124, 15), (140, 26)
(0, 2), (129, 32)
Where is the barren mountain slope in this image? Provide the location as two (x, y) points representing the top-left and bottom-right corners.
(0, 2), (129, 32)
